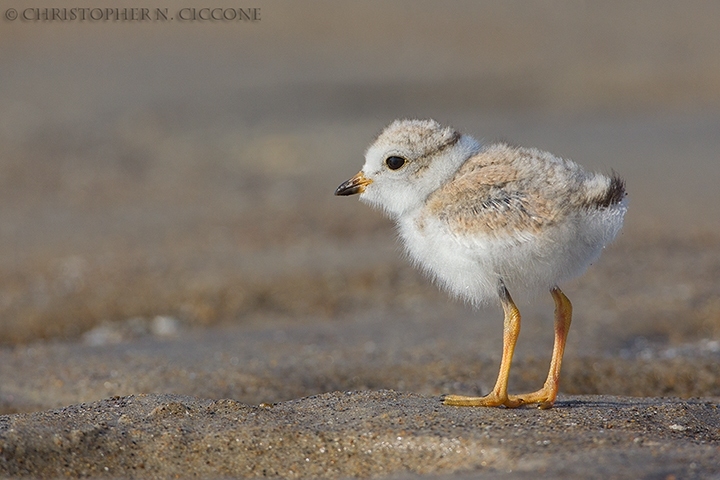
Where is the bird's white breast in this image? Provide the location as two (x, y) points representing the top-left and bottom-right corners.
(397, 209), (504, 305)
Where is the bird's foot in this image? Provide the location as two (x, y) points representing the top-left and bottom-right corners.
(442, 393), (522, 408)
(507, 385), (558, 410)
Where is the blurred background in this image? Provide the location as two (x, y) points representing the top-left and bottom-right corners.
(1, 1), (719, 411)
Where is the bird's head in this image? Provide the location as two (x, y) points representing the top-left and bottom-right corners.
(335, 119), (480, 218)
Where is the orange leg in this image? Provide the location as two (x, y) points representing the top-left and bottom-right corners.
(443, 283), (523, 408)
(508, 287), (573, 409)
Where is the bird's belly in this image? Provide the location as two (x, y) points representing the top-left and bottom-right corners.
(396, 205), (625, 305)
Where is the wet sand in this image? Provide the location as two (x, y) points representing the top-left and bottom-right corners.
(1, 1), (720, 478)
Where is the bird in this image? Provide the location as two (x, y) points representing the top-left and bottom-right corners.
(335, 119), (627, 409)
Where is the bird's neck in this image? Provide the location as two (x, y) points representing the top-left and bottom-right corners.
(418, 134), (482, 201)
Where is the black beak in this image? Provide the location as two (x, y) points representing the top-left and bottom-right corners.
(335, 171), (373, 196)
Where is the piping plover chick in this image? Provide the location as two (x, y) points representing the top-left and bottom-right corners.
(335, 119), (627, 409)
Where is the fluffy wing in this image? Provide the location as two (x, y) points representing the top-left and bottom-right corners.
(426, 164), (555, 242)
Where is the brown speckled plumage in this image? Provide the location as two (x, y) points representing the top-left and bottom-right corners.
(425, 143), (625, 238)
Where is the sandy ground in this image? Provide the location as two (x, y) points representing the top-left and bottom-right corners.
(2, 392), (719, 479)
(1, 1), (720, 478)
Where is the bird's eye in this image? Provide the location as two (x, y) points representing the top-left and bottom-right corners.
(385, 156), (406, 170)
